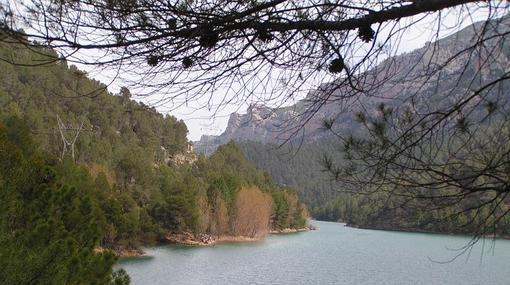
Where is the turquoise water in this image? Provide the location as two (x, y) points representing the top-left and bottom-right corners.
(118, 221), (510, 285)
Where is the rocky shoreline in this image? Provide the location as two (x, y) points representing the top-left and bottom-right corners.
(109, 225), (316, 257)
(164, 226), (315, 246)
(165, 225), (315, 246)
(164, 232), (260, 246)
(270, 225), (316, 234)
(94, 246), (146, 258)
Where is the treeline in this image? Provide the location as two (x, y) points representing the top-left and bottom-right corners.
(0, 40), (308, 283)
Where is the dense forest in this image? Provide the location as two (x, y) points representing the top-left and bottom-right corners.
(0, 40), (308, 283)
(238, 140), (510, 237)
(238, 140), (342, 209)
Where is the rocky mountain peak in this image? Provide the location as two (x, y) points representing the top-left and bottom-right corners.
(195, 15), (510, 155)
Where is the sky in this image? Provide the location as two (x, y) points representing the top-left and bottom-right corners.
(64, 3), (508, 141)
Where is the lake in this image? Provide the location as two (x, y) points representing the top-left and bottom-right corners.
(118, 221), (510, 285)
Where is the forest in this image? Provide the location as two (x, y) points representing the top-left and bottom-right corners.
(239, 140), (510, 237)
(0, 39), (308, 284)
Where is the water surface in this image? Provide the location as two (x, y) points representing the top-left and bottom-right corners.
(118, 221), (510, 284)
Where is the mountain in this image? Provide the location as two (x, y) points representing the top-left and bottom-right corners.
(194, 15), (510, 231)
(196, 14), (510, 155)
(194, 104), (304, 154)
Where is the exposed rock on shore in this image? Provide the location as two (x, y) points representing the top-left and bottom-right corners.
(94, 246), (146, 258)
(166, 225), (315, 246)
(164, 232), (260, 246)
(269, 225), (314, 234)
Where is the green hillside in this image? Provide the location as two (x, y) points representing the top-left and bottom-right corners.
(0, 40), (308, 284)
(239, 137), (510, 237)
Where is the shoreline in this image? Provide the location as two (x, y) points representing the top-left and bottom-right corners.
(165, 225), (314, 247)
(164, 232), (262, 246)
(110, 221), (510, 258)
(95, 246), (147, 258)
(344, 223), (510, 240)
(113, 225), (315, 257)
(314, 217), (510, 240)
(269, 226), (312, 234)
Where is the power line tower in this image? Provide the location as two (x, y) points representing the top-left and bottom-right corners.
(31, 115), (95, 162)
(56, 115), (84, 161)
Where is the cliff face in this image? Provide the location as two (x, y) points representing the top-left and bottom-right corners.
(195, 15), (510, 155)
(194, 104), (304, 154)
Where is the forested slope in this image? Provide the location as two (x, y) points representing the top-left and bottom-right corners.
(238, 138), (510, 237)
(238, 140), (341, 209)
(0, 38), (308, 265)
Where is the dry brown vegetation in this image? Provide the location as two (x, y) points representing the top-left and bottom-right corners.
(232, 187), (273, 238)
(195, 186), (307, 239)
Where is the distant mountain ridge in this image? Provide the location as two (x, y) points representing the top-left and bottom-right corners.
(195, 14), (510, 155)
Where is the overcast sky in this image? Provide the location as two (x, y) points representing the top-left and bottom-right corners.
(69, 5), (506, 141)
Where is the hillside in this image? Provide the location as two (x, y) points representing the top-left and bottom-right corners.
(0, 38), (309, 260)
